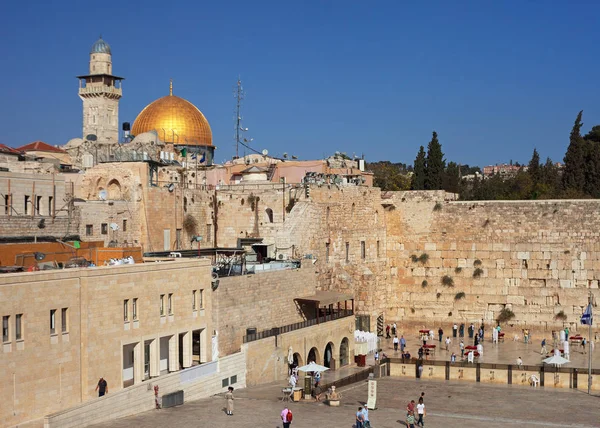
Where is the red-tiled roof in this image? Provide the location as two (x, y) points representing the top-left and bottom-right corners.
(0, 144), (22, 155)
(17, 141), (66, 153)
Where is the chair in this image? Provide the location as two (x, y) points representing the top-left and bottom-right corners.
(467, 351), (474, 363)
(529, 375), (539, 388)
(281, 388), (292, 402)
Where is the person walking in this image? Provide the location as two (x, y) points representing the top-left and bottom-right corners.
(356, 406), (365, 428)
(225, 386), (234, 416)
(445, 336), (451, 351)
(392, 323), (397, 336)
(281, 406), (293, 428)
(459, 340), (465, 358)
(438, 327), (443, 342)
(406, 411), (416, 428)
(393, 335), (399, 351)
(361, 405), (371, 428)
(386, 324), (391, 339)
(540, 338), (547, 355)
(453, 323), (458, 338)
(582, 337), (587, 354)
(416, 397), (426, 426)
(400, 335), (406, 353)
(95, 377), (108, 397)
(469, 323), (474, 339)
(459, 323), (465, 337)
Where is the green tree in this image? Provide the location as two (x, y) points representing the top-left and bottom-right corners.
(584, 125), (600, 143)
(583, 140), (600, 198)
(411, 146), (426, 190)
(528, 148), (541, 184)
(443, 161), (461, 194)
(424, 131), (445, 190)
(562, 111), (586, 192)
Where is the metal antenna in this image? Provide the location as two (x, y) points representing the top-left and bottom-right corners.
(234, 77), (252, 159)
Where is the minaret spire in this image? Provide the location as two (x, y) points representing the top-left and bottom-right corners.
(169, 79), (173, 96)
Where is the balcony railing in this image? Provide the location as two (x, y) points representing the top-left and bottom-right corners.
(79, 85), (122, 96)
(243, 309), (354, 344)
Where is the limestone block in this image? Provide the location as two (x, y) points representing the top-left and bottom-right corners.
(560, 280), (572, 289)
(506, 295), (524, 305)
(457, 258), (467, 268)
(580, 252), (587, 260)
(517, 251), (530, 260)
(424, 242), (436, 251)
(495, 259), (505, 269)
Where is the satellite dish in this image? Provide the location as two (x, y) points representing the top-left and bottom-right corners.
(86, 134), (97, 142)
(167, 183), (175, 192)
(34, 252), (46, 261)
(262, 149), (268, 156)
(98, 190), (108, 200)
(109, 223), (119, 231)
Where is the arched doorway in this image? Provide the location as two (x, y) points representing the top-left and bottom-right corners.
(339, 337), (349, 367)
(293, 352), (303, 367)
(324, 342), (335, 369)
(307, 347), (320, 365)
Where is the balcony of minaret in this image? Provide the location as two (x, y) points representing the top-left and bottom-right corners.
(78, 85), (122, 97)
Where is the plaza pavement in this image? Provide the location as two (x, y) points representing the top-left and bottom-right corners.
(87, 377), (600, 428)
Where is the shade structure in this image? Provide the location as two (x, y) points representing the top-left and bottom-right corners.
(543, 355), (570, 366)
(297, 362), (330, 373)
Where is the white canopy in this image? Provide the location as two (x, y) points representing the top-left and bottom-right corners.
(297, 362), (330, 373)
(543, 355), (570, 366)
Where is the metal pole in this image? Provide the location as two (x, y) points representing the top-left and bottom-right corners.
(588, 290), (593, 395)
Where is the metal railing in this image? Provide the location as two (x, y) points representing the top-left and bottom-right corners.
(243, 309), (354, 343)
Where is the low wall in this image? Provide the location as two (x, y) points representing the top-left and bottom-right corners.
(44, 352), (246, 428)
(388, 359), (600, 391)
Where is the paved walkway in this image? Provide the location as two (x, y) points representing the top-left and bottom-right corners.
(88, 377), (600, 428)
(383, 331), (598, 368)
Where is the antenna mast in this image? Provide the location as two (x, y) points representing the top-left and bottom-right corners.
(235, 78), (244, 159)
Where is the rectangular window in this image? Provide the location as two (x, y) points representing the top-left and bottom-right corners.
(160, 294), (165, 316)
(123, 299), (129, 321)
(2, 315), (9, 342)
(361, 241), (366, 260)
(24, 195), (30, 215)
(168, 293), (173, 314)
(345, 242), (350, 263)
(48, 196), (53, 216)
(101, 223), (108, 235)
(325, 242), (330, 263)
(377, 240), (380, 258)
(4, 194), (9, 215)
(15, 314), (22, 340)
(36, 195), (42, 215)
(133, 298), (138, 320)
(192, 290), (197, 310)
(122, 219), (127, 232)
(50, 309), (56, 334)
(199, 289), (204, 309)
(61, 308), (68, 333)
(86, 224), (93, 236)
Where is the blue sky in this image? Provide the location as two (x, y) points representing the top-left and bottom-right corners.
(1, 1), (599, 166)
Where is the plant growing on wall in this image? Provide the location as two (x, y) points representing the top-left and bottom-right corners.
(496, 308), (515, 324)
(286, 198), (296, 213)
(411, 307), (416, 314)
(421, 280), (428, 288)
(473, 259), (482, 267)
(454, 291), (466, 301)
(448, 311), (453, 316)
(483, 218), (490, 227)
(247, 193), (258, 211)
(410, 254), (419, 263)
(554, 311), (567, 321)
(436, 292), (442, 299)
(182, 214), (198, 236)
(454, 267), (462, 274)
(433, 202), (443, 211)
(418, 253), (430, 264)
(473, 268), (484, 278)
(441, 275), (454, 287)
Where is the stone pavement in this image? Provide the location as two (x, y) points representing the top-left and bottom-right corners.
(382, 331), (599, 368)
(88, 377), (600, 428)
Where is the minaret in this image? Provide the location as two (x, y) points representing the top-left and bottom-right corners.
(77, 36), (124, 146)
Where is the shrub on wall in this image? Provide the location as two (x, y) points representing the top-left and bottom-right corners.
(433, 202), (443, 211)
(496, 308), (515, 324)
(421, 280), (428, 288)
(410, 254), (419, 263)
(182, 214), (198, 236)
(418, 253), (429, 264)
(454, 267), (462, 274)
(454, 291), (466, 301)
(554, 311), (567, 321)
(473, 259), (482, 267)
(441, 275), (454, 287)
(473, 268), (484, 278)
(436, 292), (442, 299)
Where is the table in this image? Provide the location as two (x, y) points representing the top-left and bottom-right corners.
(281, 388), (292, 402)
(423, 344), (436, 356)
(498, 332), (505, 342)
(465, 345), (477, 351)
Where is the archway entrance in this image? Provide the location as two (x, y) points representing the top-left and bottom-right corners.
(324, 342), (336, 369)
(307, 347), (320, 365)
(293, 352), (303, 367)
(339, 337), (349, 367)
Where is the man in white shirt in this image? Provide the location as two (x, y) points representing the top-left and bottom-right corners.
(516, 356), (523, 368)
(393, 336), (399, 351)
(289, 374), (297, 388)
(445, 336), (451, 351)
(416, 397), (426, 426)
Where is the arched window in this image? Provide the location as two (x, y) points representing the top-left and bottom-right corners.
(265, 208), (274, 223)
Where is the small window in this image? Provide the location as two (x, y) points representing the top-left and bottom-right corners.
(61, 308), (68, 333)
(86, 224), (93, 236)
(35, 196), (42, 215)
(101, 223), (108, 234)
(24, 195), (30, 215)
(168, 293), (173, 314)
(325, 242), (330, 263)
(50, 309), (56, 334)
(15, 314), (22, 340)
(133, 298), (138, 320)
(2, 315), (9, 342)
(222, 378), (229, 388)
(192, 290), (197, 310)
(123, 299), (129, 322)
(4, 194), (9, 215)
(122, 219), (127, 232)
(265, 208), (274, 223)
(230, 375), (237, 384)
(361, 241), (366, 260)
(160, 294), (165, 316)
(199, 289), (204, 309)
(48, 196), (53, 216)
(345, 242), (350, 263)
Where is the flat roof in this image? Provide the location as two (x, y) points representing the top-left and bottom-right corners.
(295, 290), (354, 306)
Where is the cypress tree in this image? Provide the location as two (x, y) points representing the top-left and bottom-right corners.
(425, 131), (445, 190)
(528, 148), (541, 184)
(562, 111), (586, 192)
(411, 146), (426, 190)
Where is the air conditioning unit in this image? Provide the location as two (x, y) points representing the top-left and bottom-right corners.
(278, 254), (288, 261)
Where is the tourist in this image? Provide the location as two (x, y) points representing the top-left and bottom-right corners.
(406, 411), (416, 428)
(356, 406), (365, 428)
(479, 326), (484, 341)
(374, 350), (379, 364)
(564, 339), (570, 360)
(400, 335), (406, 352)
(418, 347), (424, 360)
(281, 406), (293, 428)
(313, 382), (322, 402)
(289, 373), (297, 388)
(361, 405), (370, 428)
(420, 391), (425, 401)
(565, 327), (569, 341)
(474, 334), (479, 347)
(403, 350), (411, 360)
(438, 327), (443, 342)
(445, 336), (451, 351)
(386, 324), (391, 338)
(392, 322), (397, 336)
(451, 352), (456, 363)
(516, 356), (523, 368)
(315, 371), (321, 385)
(393, 335), (399, 351)
(407, 399), (416, 415)
(459, 323), (465, 337)
(429, 329), (434, 342)
(469, 323), (475, 338)
(540, 338), (547, 355)
(453, 323), (458, 338)
(95, 377), (108, 397)
(418, 363), (424, 379)
(225, 386), (234, 416)
(582, 337), (587, 354)
(416, 397), (426, 426)
(459, 340), (465, 358)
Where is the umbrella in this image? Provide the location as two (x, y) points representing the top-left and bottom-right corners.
(287, 347), (294, 365)
(297, 362), (330, 373)
(543, 355), (570, 366)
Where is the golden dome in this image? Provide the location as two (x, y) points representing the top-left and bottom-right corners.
(131, 82), (212, 146)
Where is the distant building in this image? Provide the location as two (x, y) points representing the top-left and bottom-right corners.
(482, 163), (527, 178)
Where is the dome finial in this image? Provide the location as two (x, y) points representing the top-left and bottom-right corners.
(169, 79), (173, 96)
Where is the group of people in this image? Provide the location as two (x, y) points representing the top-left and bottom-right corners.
(355, 405), (371, 428)
(406, 392), (427, 427)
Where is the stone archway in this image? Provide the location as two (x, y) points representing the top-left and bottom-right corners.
(339, 337), (350, 367)
(107, 179), (122, 200)
(307, 347), (320, 365)
(324, 341), (336, 369)
(293, 352), (303, 367)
